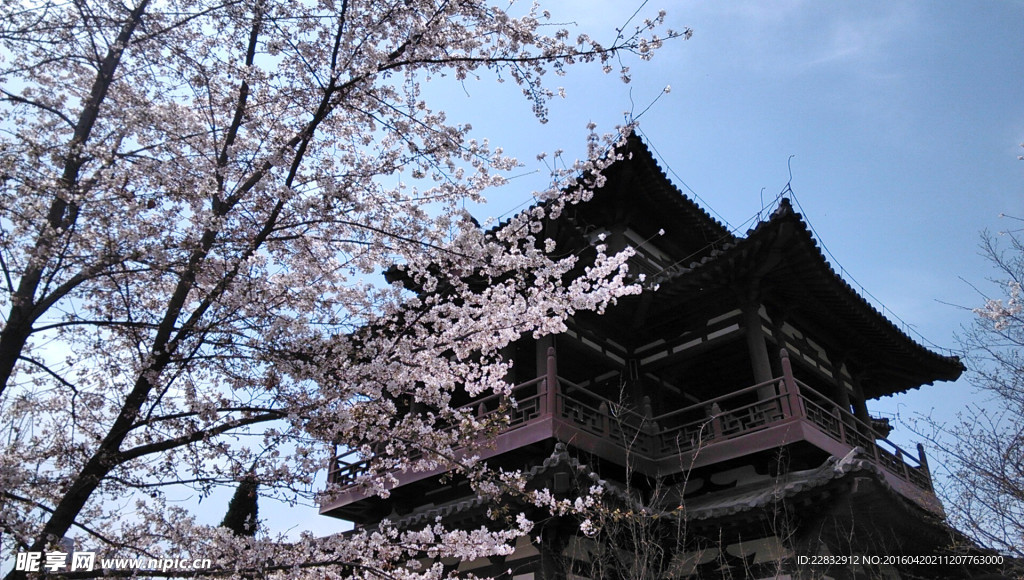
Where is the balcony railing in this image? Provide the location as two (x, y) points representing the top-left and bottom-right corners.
(328, 348), (933, 501)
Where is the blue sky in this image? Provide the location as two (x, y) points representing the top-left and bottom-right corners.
(277, 1), (1024, 534)
(428, 1), (1023, 470)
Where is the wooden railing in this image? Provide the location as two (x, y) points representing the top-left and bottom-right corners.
(327, 375), (550, 486)
(555, 375), (791, 458)
(329, 349), (933, 494)
(795, 379), (932, 491)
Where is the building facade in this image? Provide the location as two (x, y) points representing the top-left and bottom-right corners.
(321, 135), (988, 579)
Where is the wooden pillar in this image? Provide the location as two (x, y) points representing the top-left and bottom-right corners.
(916, 443), (929, 472)
(538, 520), (569, 580)
(768, 305), (791, 375)
(744, 303), (775, 399)
(536, 336), (554, 378)
(780, 349), (803, 418)
(917, 443), (933, 490)
(851, 378), (871, 424)
(833, 377), (858, 441)
(835, 381), (853, 416)
(546, 346), (558, 417)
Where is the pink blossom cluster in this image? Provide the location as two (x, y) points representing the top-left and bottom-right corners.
(0, 0), (680, 577)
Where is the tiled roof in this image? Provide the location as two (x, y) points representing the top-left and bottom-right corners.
(565, 134), (961, 396)
(649, 198), (963, 397)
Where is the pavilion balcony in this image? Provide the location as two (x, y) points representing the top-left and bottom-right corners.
(323, 348), (939, 518)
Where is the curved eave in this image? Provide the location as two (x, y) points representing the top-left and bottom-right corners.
(652, 199), (963, 397)
(615, 134), (735, 247)
(685, 449), (939, 522)
(483, 133), (732, 237)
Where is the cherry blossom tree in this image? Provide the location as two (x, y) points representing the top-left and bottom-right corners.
(928, 228), (1024, 563)
(0, 0), (683, 577)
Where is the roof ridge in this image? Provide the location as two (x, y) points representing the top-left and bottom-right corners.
(624, 133), (735, 242)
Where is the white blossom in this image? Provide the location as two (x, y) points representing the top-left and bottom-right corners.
(0, 0), (679, 577)
(974, 281), (1023, 331)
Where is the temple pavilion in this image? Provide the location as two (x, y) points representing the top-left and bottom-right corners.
(320, 134), (996, 579)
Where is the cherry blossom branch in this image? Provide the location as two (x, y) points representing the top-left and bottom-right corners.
(1, 491), (159, 559)
(117, 410), (287, 463)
